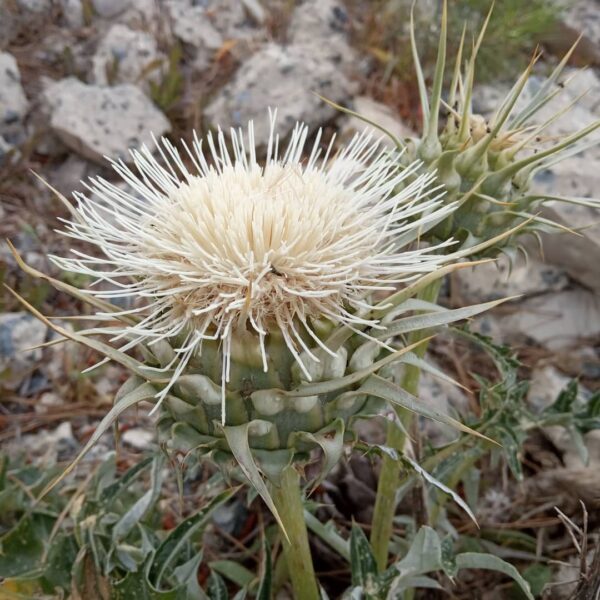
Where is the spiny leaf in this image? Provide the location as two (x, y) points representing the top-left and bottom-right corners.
(455, 553), (533, 600)
(7, 240), (134, 322)
(402, 454), (478, 526)
(291, 418), (345, 494)
(374, 297), (515, 340)
(151, 488), (237, 589)
(315, 94), (405, 151)
(350, 524), (378, 588)
(358, 375), (498, 445)
(220, 423), (288, 541)
(255, 537), (272, 600)
(4, 285), (166, 382)
(112, 455), (164, 543)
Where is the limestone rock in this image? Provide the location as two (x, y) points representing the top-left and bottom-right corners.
(342, 96), (415, 146)
(205, 41), (357, 145)
(60, 0), (84, 28)
(287, 0), (350, 46)
(122, 428), (155, 450)
(92, 0), (130, 18)
(43, 77), (170, 163)
(528, 366), (599, 469)
(562, 0), (600, 47)
(0, 52), (28, 148)
(418, 359), (469, 446)
(205, 0), (358, 145)
(166, 0), (261, 71)
(451, 255), (568, 304)
(92, 24), (165, 89)
(520, 68), (600, 292)
(0, 313), (47, 390)
(498, 288), (600, 351)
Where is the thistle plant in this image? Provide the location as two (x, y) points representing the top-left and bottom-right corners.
(357, 2), (600, 571)
(6, 112), (513, 599)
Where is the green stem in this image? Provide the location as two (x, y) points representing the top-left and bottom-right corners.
(271, 466), (320, 600)
(370, 280), (442, 572)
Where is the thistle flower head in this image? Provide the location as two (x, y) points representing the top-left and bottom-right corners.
(53, 113), (454, 418)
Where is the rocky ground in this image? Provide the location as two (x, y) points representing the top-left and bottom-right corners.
(0, 0), (599, 597)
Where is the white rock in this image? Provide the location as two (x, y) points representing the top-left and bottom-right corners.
(35, 392), (63, 414)
(288, 0), (349, 45)
(92, 24), (165, 89)
(0, 313), (47, 389)
(0, 52), (28, 143)
(120, 0), (161, 28)
(452, 255), (568, 304)
(538, 201), (600, 292)
(205, 42), (357, 145)
(418, 359), (469, 446)
(50, 154), (96, 195)
(204, 0), (357, 143)
(562, 0), (600, 46)
(27, 422), (74, 454)
(241, 0), (266, 25)
(122, 427), (155, 450)
(166, 0), (261, 70)
(528, 366), (599, 469)
(60, 0), (84, 28)
(43, 77), (170, 163)
(16, 0), (50, 11)
(521, 68), (600, 291)
(92, 0), (130, 17)
(497, 288), (600, 351)
(342, 96), (415, 146)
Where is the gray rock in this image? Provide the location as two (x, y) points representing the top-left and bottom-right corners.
(538, 202), (600, 292)
(92, 24), (165, 89)
(528, 366), (599, 469)
(60, 0), (84, 28)
(16, 0), (50, 12)
(122, 427), (155, 450)
(28, 421), (74, 452)
(117, 0), (163, 32)
(515, 68), (600, 292)
(0, 313), (47, 390)
(418, 359), (469, 446)
(0, 52), (28, 146)
(562, 0), (600, 47)
(50, 154), (98, 195)
(166, 0), (261, 71)
(204, 0), (358, 144)
(452, 255), (568, 304)
(43, 77), (170, 163)
(288, 0), (350, 45)
(92, 0), (131, 17)
(495, 288), (600, 351)
(342, 96), (415, 146)
(471, 83), (510, 116)
(241, 0), (266, 25)
(205, 42), (357, 146)
(0, 135), (15, 161)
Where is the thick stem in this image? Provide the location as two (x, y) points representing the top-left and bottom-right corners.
(271, 466), (320, 600)
(370, 280), (442, 572)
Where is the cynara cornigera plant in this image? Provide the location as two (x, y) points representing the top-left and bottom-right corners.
(8, 112), (509, 599)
